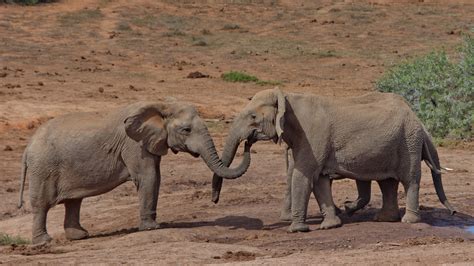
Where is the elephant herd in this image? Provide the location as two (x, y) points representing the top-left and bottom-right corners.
(18, 88), (455, 244)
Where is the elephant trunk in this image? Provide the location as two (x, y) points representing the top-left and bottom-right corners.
(199, 130), (251, 180)
(211, 123), (243, 203)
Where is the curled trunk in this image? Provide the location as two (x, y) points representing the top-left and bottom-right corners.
(199, 130), (250, 180)
(211, 127), (242, 203)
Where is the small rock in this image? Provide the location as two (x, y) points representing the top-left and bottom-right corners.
(6, 188), (14, 193)
(4, 145), (13, 151)
(187, 71), (209, 79)
(0, 72), (7, 78)
(98, 87), (104, 93)
(38, 81), (44, 86)
(192, 40), (207, 46)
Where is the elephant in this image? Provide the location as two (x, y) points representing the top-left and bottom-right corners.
(280, 146), (394, 223)
(211, 88), (455, 233)
(18, 101), (252, 244)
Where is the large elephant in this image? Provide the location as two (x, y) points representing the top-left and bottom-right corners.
(18, 101), (252, 244)
(280, 144), (372, 221)
(281, 146), (394, 223)
(211, 88), (455, 233)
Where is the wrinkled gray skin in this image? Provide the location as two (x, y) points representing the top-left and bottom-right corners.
(18, 101), (251, 244)
(212, 88), (455, 233)
(281, 146), (397, 223)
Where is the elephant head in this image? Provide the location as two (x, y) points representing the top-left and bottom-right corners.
(211, 87), (286, 203)
(124, 102), (251, 179)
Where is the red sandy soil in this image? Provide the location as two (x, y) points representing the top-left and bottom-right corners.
(0, 0), (473, 264)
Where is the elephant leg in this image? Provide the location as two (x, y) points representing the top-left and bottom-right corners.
(280, 148), (293, 222)
(374, 179), (401, 222)
(328, 179), (343, 215)
(401, 158), (422, 223)
(288, 168), (312, 233)
(344, 180), (371, 216)
(313, 175), (342, 230)
(137, 165), (161, 231)
(64, 198), (88, 240)
(32, 206), (52, 244)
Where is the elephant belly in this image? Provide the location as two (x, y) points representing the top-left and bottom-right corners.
(56, 161), (131, 203)
(329, 145), (400, 181)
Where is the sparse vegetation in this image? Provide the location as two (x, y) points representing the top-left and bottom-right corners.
(0, 233), (29, 245)
(377, 36), (473, 141)
(221, 71), (281, 86)
(59, 9), (103, 27)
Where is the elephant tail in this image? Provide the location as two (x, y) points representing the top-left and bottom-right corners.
(422, 134), (456, 215)
(18, 150), (28, 209)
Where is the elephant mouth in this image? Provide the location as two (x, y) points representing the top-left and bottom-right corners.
(249, 129), (271, 142)
(189, 151), (200, 158)
(171, 147), (199, 158)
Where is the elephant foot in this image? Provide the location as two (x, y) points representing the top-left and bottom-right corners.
(280, 210), (292, 222)
(401, 209), (421, 223)
(288, 222), (310, 233)
(374, 209), (400, 222)
(65, 227), (89, 241)
(344, 201), (359, 216)
(139, 220), (161, 231)
(32, 233), (52, 245)
(320, 215), (342, 230)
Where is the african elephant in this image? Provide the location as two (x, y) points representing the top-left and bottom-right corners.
(211, 88), (455, 233)
(281, 146), (395, 223)
(18, 101), (252, 244)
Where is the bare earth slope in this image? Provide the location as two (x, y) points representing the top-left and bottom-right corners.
(0, 0), (473, 264)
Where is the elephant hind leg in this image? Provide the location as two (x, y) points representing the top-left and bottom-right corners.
(344, 180), (371, 216)
(64, 198), (89, 241)
(401, 156), (422, 223)
(32, 206), (52, 244)
(374, 178), (401, 222)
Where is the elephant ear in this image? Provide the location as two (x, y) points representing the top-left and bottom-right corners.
(124, 103), (169, 156)
(274, 87), (286, 144)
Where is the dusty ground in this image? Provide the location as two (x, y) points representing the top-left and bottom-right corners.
(0, 0), (473, 264)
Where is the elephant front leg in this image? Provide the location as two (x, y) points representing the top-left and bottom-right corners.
(344, 180), (371, 216)
(288, 168), (311, 233)
(313, 175), (342, 230)
(280, 148), (294, 222)
(136, 170), (161, 231)
(64, 198), (89, 240)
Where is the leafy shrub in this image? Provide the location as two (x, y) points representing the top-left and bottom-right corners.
(376, 36), (473, 141)
(222, 71), (259, 83)
(221, 71), (281, 86)
(0, 233), (29, 245)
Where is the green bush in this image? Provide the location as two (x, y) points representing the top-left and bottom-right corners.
(0, 233), (29, 245)
(221, 71), (281, 86)
(376, 36), (473, 141)
(221, 71), (259, 83)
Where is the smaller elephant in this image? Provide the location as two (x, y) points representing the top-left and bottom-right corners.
(280, 146), (399, 224)
(18, 101), (252, 244)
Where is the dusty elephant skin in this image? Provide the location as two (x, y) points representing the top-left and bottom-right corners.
(212, 88), (455, 233)
(18, 101), (252, 244)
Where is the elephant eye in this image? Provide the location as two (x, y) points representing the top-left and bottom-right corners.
(180, 127), (191, 134)
(250, 113), (257, 120)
